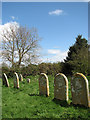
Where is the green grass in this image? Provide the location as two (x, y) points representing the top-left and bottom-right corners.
(1, 75), (90, 119)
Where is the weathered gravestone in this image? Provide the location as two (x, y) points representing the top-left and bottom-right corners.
(39, 73), (49, 97)
(2, 73), (9, 87)
(27, 78), (30, 83)
(19, 74), (23, 81)
(71, 73), (90, 107)
(14, 72), (19, 89)
(54, 73), (68, 101)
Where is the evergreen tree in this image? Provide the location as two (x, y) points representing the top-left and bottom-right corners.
(64, 35), (88, 75)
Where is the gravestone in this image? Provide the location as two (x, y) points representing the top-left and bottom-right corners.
(19, 74), (23, 81)
(39, 73), (49, 97)
(54, 73), (68, 101)
(71, 73), (90, 107)
(2, 73), (9, 87)
(27, 78), (30, 83)
(14, 72), (19, 89)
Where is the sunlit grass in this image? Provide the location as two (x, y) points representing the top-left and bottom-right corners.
(1, 75), (90, 119)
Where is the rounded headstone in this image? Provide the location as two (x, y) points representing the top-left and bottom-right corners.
(19, 74), (23, 81)
(14, 72), (20, 89)
(71, 73), (90, 107)
(2, 73), (9, 87)
(27, 78), (30, 83)
(54, 73), (68, 101)
(39, 73), (49, 97)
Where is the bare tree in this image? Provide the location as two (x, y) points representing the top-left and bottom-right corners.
(2, 23), (41, 67)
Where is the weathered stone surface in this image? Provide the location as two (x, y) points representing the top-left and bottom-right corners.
(2, 73), (9, 87)
(27, 78), (30, 83)
(14, 72), (19, 89)
(71, 73), (90, 107)
(19, 74), (23, 81)
(39, 73), (49, 97)
(54, 73), (68, 101)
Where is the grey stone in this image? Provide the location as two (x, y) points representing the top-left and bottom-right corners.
(19, 74), (23, 81)
(2, 73), (9, 87)
(71, 73), (90, 107)
(39, 73), (49, 97)
(54, 73), (68, 101)
(14, 72), (19, 89)
(27, 78), (30, 83)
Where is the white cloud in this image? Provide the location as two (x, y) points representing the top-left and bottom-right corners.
(11, 16), (15, 20)
(0, 22), (19, 65)
(48, 49), (60, 54)
(41, 49), (68, 63)
(49, 9), (63, 16)
(0, 22), (19, 33)
(0, 21), (19, 42)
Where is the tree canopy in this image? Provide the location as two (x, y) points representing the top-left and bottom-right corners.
(64, 35), (88, 75)
(2, 23), (41, 68)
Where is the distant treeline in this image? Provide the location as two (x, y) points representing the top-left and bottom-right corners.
(2, 35), (90, 77)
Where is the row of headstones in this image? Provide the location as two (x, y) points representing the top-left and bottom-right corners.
(2, 72), (30, 88)
(2, 72), (90, 108)
(39, 73), (90, 108)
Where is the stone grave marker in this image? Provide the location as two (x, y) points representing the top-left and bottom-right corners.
(39, 73), (49, 97)
(2, 73), (9, 87)
(27, 78), (30, 83)
(14, 72), (19, 89)
(19, 74), (23, 81)
(54, 73), (68, 101)
(71, 73), (90, 107)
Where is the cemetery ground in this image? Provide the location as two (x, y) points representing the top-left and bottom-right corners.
(1, 75), (90, 119)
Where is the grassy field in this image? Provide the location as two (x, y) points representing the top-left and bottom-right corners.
(1, 75), (90, 119)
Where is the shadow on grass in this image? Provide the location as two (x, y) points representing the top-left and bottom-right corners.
(52, 98), (69, 107)
(21, 81), (26, 84)
(70, 102), (90, 109)
(28, 93), (39, 96)
(53, 98), (89, 109)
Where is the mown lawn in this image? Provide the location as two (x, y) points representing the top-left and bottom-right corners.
(1, 75), (90, 119)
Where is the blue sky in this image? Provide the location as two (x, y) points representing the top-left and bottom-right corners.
(2, 2), (88, 63)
